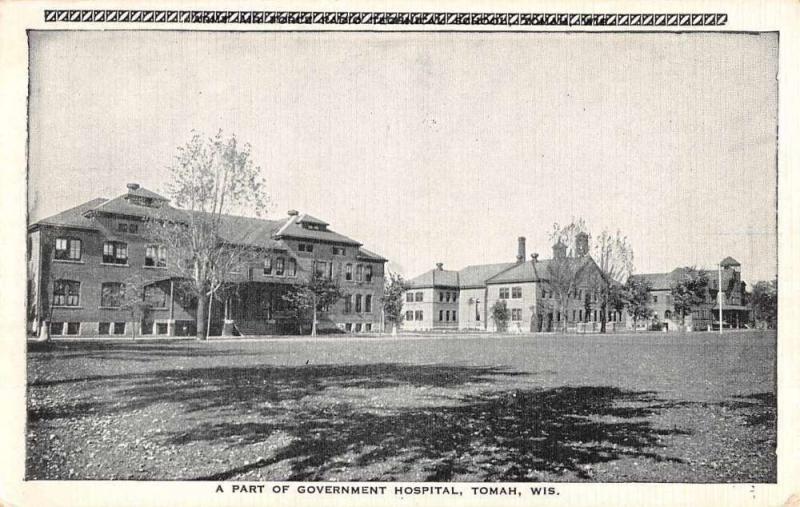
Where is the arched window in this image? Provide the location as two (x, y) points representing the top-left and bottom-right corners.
(665, 310), (672, 320)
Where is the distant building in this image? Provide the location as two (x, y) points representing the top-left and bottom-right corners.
(402, 235), (621, 332)
(630, 257), (750, 330)
(27, 183), (387, 337)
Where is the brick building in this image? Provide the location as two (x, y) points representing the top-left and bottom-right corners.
(27, 184), (387, 337)
(402, 235), (622, 333)
(630, 257), (750, 331)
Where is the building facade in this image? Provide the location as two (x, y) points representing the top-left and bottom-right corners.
(27, 184), (387, 337)
(402, 235), (622, 333)
(630, 257), (750, 331)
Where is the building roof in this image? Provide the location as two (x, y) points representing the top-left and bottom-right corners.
(629, 272), (675, 291)
(30, 186), (383, 259)
(485, 259), (550, 284)
(274, 213), (362, 246)
(459, 262), (519, 288)
(406, 268), (460, 289)
(720, 256), (741, 267)
(31, 198), (108, 231)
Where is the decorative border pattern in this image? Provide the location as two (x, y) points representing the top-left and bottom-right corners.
(43, 10), (727, 26)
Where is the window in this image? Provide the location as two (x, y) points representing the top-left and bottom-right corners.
(129, 223), (138, 234)
(365, 265), (373, 282)
(415, 310), (423, 321)
(50, 322), (63, 335)
(355, 323), (362, 332)
(113, 322), (126, 335)
(100, 282), (125, 308)
(103, 241), (128, 265)
(499, 288), (510, 299)
(145, 245), (167, 267)
(275, 257), (285, 276)
(118, 223), (128, 233)
(345, 323), (352, 332)
(593, 310), (598, 321)
(287, 257), (297, 276)
(344, 295), (352, 313)
(579, 310), (584, 322)
(356, 264), (364, 281)
(332, 246), (346, 255)
(298, 243), (314, 253)
(264, 256), (273, 275)
(156, 323), (169, 335)
(355, 294), (363, 313)
(445, 310), (450, 321)
(453, 311), (457, 321)
(345, 264), (353, 281)
(98, 322), (110, 335)
(439, 292), (444, 302)
(572, 310), (577, 321)
(653, 295), (658, 303)
(439, 310), (444, 321)
(406, 292), (414, 302)
(143, 284), (167, 308)
(415, 292), (423, 302)
(53, 280), (80, 306)
(512, 287), (522, 299)
(54, 238), (81, 261)
(365, 323), (372, 332)
(453, 293), (458, 302)
(511, 309), (522, 321)
(406, 310), (413, 321)
(66, 322), (80, 335)
(314, 261), (331, 279)
(365, 295), (372, 313)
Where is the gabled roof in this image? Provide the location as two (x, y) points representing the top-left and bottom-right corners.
(458, 262), (518, 288)
(30, 198), (107, 231)
(274, 214), (362, 246)
(128, 187), (168, 201)
(485, 260), (550, 284)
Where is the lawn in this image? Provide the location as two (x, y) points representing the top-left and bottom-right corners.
(26, 331), (776, 482)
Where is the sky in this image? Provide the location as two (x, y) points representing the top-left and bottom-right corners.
(28, 31), (778, 284)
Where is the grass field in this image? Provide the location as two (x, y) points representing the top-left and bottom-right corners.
(26, 331), (776, 482)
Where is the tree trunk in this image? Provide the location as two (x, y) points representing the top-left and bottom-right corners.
(196, 295), (207, 341)
(311, 296), (318, 337)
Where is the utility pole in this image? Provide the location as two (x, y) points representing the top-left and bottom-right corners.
(718, 263), (723, 335)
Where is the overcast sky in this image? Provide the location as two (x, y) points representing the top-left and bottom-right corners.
(28, 31), (778, 284)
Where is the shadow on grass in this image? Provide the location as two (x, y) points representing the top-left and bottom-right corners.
(187, 385), (689, 482)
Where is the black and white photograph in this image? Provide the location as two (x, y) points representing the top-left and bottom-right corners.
(1, 3), (799, 507)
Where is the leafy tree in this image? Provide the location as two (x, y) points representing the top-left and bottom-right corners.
(750, 278), (777, 329)
(670, 267), (709, 326)
(621, 277), (653, 330)
(382, 271), (407, 334)
(143, 130), (269, 340)
(282, 272), (344, 336)
(490, 300), (510, 332)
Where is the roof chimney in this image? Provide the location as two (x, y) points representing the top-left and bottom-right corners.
(436, 262), (444, 271)
(126, 183), (140, 191)
(287, 209), (299, 216)
(516, 236), (526, 263)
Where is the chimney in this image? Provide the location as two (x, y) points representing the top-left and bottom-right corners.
(553, 240), (567, 259)
(531, 253), (539, 263)
(126, 183), (140, 192)
(516, 237), (526, 263)
(287, 209), (299, 216)
(575, 232), (589, 257)
(436, 262), (444, 271)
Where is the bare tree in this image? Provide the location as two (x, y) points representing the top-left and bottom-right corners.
(546, 220), (590, 333)
(592, 229), (634, 333)
(143, 131), (269, 340)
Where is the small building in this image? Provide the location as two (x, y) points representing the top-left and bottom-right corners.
(629, 257), (750, 331)
(27, 183), (387, 337)
(402, 235), (619, 333)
